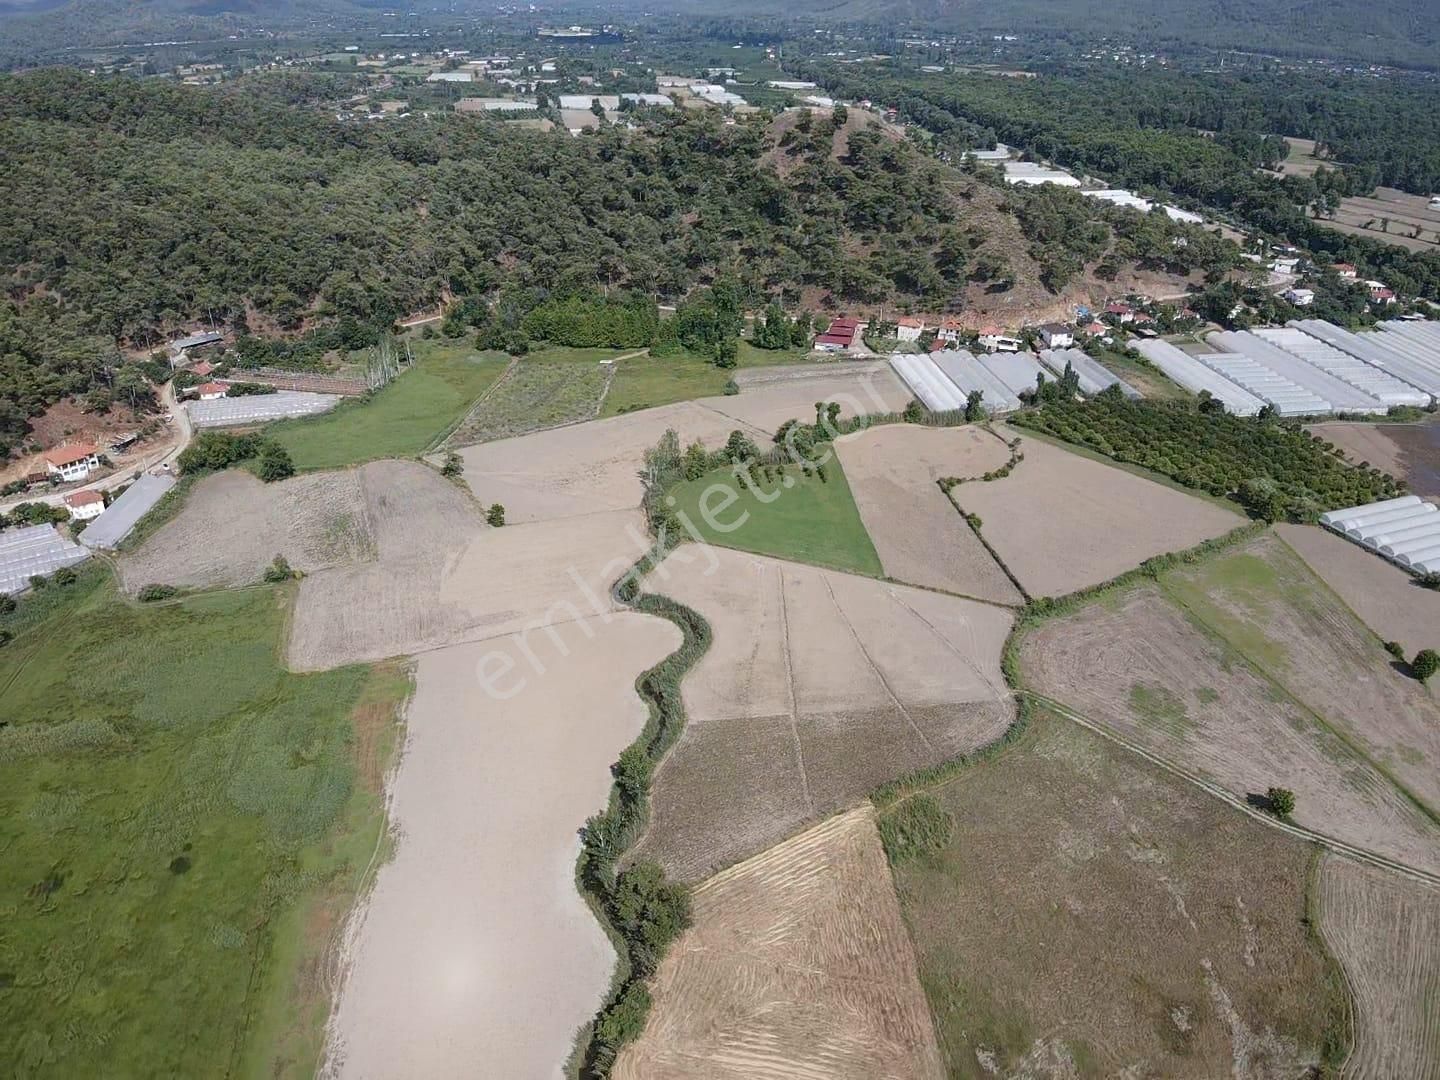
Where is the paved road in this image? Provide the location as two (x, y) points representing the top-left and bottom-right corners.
(0, 381), (193, 514)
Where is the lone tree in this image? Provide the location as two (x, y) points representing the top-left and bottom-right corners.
(1266, 786), (1296, 818)
(441, 452), (463, 478)
(1413, 648), (1439, 684)
(486, 503), (506, 527)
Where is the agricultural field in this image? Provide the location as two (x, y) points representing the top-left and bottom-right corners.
(951, 429), (1241, 597)
(834, 424), (1023, 604)
(1089, 345), (1193, 401)
(1316, 854), (1440, 1080)
(615, 806), (943, 1080)
(634, 547), (1013, 880)
(666, 448), (883, 577)
(267, 341), (509, 469)
(119, 469), (374, 592)
(885, 710), (1347, 1078)
(1321, 187), (1440, 253)
(1020, 541), (1440, 876)
(325, 613), (680, 1079)
(598, 341), (815, 418)
(0, 571), (406, 1078)
(1312, 419), (1440, 497)
(1277, 523), (1440, 656)
(443, 347), (622, 446)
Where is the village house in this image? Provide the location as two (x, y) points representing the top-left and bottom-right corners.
(978, 326), (1023, 353)
(1104, 302), (1135, 324)
(45, 443), (100, 483)
(1284, 287), (1316, 307)
(1332, 262), (1357, 280)
(196, 382), (229, 401)
(1038, 323), (1074, 349)
(63, 489), (106, 521)
(935, 317), (966, 345)
(895, 316), (926, 342)
(814, 316), (859, 352)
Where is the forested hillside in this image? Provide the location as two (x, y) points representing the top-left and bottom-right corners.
(0, 70), (1232, 453)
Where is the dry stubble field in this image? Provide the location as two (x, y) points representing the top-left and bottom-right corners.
(1020, 549), (1440, 876)
(633, 546), (1014, 881)
(119, 469), (374, 591)
(950, 430), (1241, 597)
(888, 711), (1346, 1078)
(1316, 854), (1440, 1080)
(834, 424), (1022, 604)
(614, 805), (944, 1080)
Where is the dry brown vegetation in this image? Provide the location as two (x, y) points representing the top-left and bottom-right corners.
(887, 711), (1348, 1079)
(614, 805), (944, 1080)
(1020, 545), (1440, 877)
(1278, 523), (1440, 661)
(119, 468), (374, 591)
(1323, 187), (1440, 253)
(633, 546), (1014, 881)
(1316, 854), (1440, 1080)
(951, 431), (1241, 597)
(835, 424), (1023, 604)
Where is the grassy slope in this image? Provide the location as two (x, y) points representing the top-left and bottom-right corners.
(600, 340), (814, 418)
(667, 448), (884, 576)
(0, 572), (405, 1078)
(267, 340), (509, 469)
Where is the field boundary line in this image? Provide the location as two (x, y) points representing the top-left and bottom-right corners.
(1028, 691), (1440, 889)
(776, 565), (816, 815)
(429, 355), (519, 453)
(1310, 852), (1361, 1080)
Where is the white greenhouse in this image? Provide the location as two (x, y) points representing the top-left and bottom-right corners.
(1320, 496), (1440, 576)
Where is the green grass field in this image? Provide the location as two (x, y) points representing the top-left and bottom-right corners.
(445, 346), (625, 445)
(0, 571), (405, 1078)
(667, 447), (883, 576)
(267, 340), (509, 469)
(600, 341), (815, 418)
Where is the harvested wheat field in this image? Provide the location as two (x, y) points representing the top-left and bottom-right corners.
(888, 711), (1347, 1078)
(1316, 854), (1440, 1080)
(834, 424), (1022, 603)
(1164, 534), (1440, 819)
(325, 612), (681, 1080)
(1022, 585), (1440, 876)
(119, 469), (373, 591)
(614, 805), (944, 1080)
(1278, 522), (1440, 663)
(696, 368), (911, 435)
(950, 431), (1241, 597)
(634, 546), (1014, 880)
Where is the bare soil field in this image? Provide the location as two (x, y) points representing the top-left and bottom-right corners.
(456, 372), (908, 526)
(890, 711), (1346, 1078)
(731, 358), (892, 387)
(324, 612), (681, 1080)
(835, 424), (1022, 603)
(289, 471), (649, 669)
(614, 805), (944, 1080)
(634, 547), (1014, 881)
(951, 430), (1241, 598)
(119, 469), (373, 591)
(1164, 535), (1440, 821)
(1324, 188), (1440, 252)
(1311, 419), (1440, 497)
(1316, 854), (1440, 1080)
(1278, 523), (1440, 657)
(1021, 585), (1440, 876)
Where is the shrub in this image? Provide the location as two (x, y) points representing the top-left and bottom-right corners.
(1412, 649), (1439, 684)
(903, 398), (925, 423)
(1420, 572), (1440, 591)
(722, 378), (739, 396)
(255, 441), (294, 483)
(0, 628), (11, 648)
(51, 566), (77, 586)
(1266, 786), (1296, 818)
(1384, 640), (1406, 660)
(137, 584), (178, 603)
(262, 555), (294, 584)
(0, 593), (14, 614)
(878, 794), (954, 864)
(486, 503), (506, 527)
(440, 452), (463, 478)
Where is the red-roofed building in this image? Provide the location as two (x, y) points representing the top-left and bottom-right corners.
(196, 382), (229, 400)
(815, 317), (858, 352)
(44, 443), (100, 482)
(936, 317), (966, 345)
(191, 360), (216, 377)
(1082, 321), (1108, 336)
(1104, 302), (1135, 323)
(896, 315), (926, 342)
(64, 488), (106, 521)
(1333, 263), (1357, 280)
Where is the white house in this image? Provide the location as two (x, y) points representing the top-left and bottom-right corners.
(979, 328), (1022, 353)
(1038, 323), (1074, 348)
(45, 443), (100, 482)
(64, 489), (106, 521)
(895, 316), (925, 342)
(196, 381), (228, 401)
(935, 318), (965, 345)
(1283, 287), (1316, 307)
